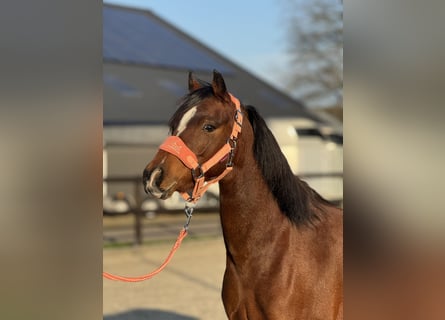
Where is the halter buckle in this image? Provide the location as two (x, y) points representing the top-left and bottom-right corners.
(234, 109), (243, 128)
(226, 138), (237, 167)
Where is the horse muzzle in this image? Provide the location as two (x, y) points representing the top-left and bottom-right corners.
(142, 167), (176, 200)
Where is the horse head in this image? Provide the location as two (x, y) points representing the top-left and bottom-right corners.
(142, 70), (242, 202)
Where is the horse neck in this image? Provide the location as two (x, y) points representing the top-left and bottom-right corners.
(217, 130), (291, 263)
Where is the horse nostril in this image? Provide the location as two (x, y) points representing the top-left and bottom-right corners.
(142, 169), (150, 193)
(142, 167), (163, 195)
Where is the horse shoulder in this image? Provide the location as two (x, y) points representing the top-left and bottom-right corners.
(284, 206), (343, 319)
(308, 206), (343, 319)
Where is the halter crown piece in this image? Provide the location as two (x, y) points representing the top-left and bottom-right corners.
(159, 93), (243, 204)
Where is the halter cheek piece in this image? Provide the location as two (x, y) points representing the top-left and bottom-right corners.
(158, 93), (243, 204)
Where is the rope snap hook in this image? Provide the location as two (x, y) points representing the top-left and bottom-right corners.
(184, 205), (194, 230)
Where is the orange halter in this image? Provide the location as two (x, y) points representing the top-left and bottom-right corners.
(159, 93), (243, 204)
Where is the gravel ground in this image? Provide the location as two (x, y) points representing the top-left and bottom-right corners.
(103, 234), (228, 320)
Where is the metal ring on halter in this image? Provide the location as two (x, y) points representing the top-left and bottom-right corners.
(228, 137), (237, 149)
(191, 164), (204, 180)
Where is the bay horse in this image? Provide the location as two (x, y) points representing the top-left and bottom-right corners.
(143, 71), (343, 319)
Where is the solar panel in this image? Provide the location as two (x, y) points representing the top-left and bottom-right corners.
(103, 6), (235, 74)
(104, 73), (143, 98)
(259, 89), (293, 110)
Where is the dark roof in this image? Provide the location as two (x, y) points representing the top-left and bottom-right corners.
(103, 4), (321, 125)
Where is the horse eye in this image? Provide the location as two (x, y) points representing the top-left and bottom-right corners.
(203, 124), (216, 132)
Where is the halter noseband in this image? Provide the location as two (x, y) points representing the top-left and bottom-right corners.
(158, 93), (243, 204)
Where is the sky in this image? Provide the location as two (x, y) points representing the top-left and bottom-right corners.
(104, 0), (293, 93)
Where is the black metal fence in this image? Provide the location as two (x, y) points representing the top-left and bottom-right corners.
(104, 176), (145, 244)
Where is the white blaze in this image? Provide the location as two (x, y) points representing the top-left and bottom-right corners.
(176, 106), (197, 136)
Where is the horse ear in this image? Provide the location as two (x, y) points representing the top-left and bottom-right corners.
(188, 71), (202, 92)
(212, 70), (229, 100)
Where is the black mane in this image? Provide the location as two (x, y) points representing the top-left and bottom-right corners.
(245, 105), (331, 226)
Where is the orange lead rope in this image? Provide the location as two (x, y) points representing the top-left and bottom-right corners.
(103, 228), (188, 282)
(103, 207), (193, 282)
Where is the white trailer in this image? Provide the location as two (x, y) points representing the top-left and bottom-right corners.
(267, 118), (343, 204)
